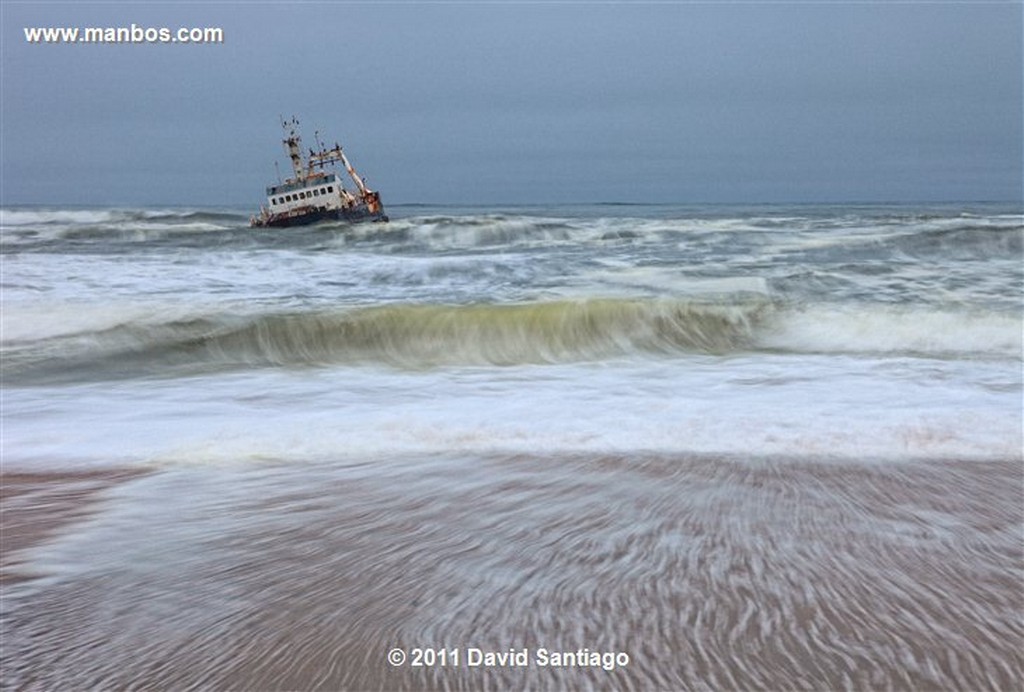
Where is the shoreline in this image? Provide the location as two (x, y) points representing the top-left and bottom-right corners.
(0, 468), (147, 584)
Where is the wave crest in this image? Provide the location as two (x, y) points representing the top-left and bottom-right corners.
(4, 297), (1019, 384)
(3, 298), (770, 382)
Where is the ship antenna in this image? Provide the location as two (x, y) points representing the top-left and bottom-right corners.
(274, 160), (281, 184)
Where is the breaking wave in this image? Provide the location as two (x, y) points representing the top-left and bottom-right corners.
(4, 206), (1021, 259)
(0, 208), (244, 226)
(764, 304), (1023, 358)
(893, 222), (1024, 260)
(3, 297), (1020, 383)
(0, 208), (245, 244)
(1, 298), (768, 382)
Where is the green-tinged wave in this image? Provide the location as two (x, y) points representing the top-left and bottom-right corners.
(2, 297), (772, 383)
(5, 295), (1019, 385)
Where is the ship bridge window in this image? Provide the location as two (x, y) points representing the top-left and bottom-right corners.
(313, 189), (319, 197)
(327, 186), (333, 193)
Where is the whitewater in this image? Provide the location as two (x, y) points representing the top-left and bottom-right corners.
(3, 203), (1020, 462)
(1, 202), (1022, 689)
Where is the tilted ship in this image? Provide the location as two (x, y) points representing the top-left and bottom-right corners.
(250, 117), (388, 228)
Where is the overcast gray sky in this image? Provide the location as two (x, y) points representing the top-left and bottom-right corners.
(2, 2), (1021, 206)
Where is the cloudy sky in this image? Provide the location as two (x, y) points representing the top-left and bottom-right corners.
(2, 2), (1021, 206)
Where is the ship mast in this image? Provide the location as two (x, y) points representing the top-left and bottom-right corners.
(281, 116), (306, 181)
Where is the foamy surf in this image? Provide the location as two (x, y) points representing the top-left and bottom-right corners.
(764, 303), (1022, 359)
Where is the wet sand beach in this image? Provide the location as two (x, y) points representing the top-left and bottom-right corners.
(1, 453), (1021, 690)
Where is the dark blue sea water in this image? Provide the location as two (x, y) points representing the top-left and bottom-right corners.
(1, 202), (1022, 689)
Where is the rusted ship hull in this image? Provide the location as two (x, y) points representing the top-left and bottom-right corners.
(253, 205), (388, 228)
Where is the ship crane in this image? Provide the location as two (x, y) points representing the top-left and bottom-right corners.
(337, 145), (370, 198)
(305, 140), (382, 214)
(305, 142), (371, 196)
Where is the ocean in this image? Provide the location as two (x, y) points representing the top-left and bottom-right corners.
(1, 202), (1021, 689)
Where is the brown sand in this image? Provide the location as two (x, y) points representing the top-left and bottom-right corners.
(0, 469), (146, 584)
(1, 456), (1020, 690)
